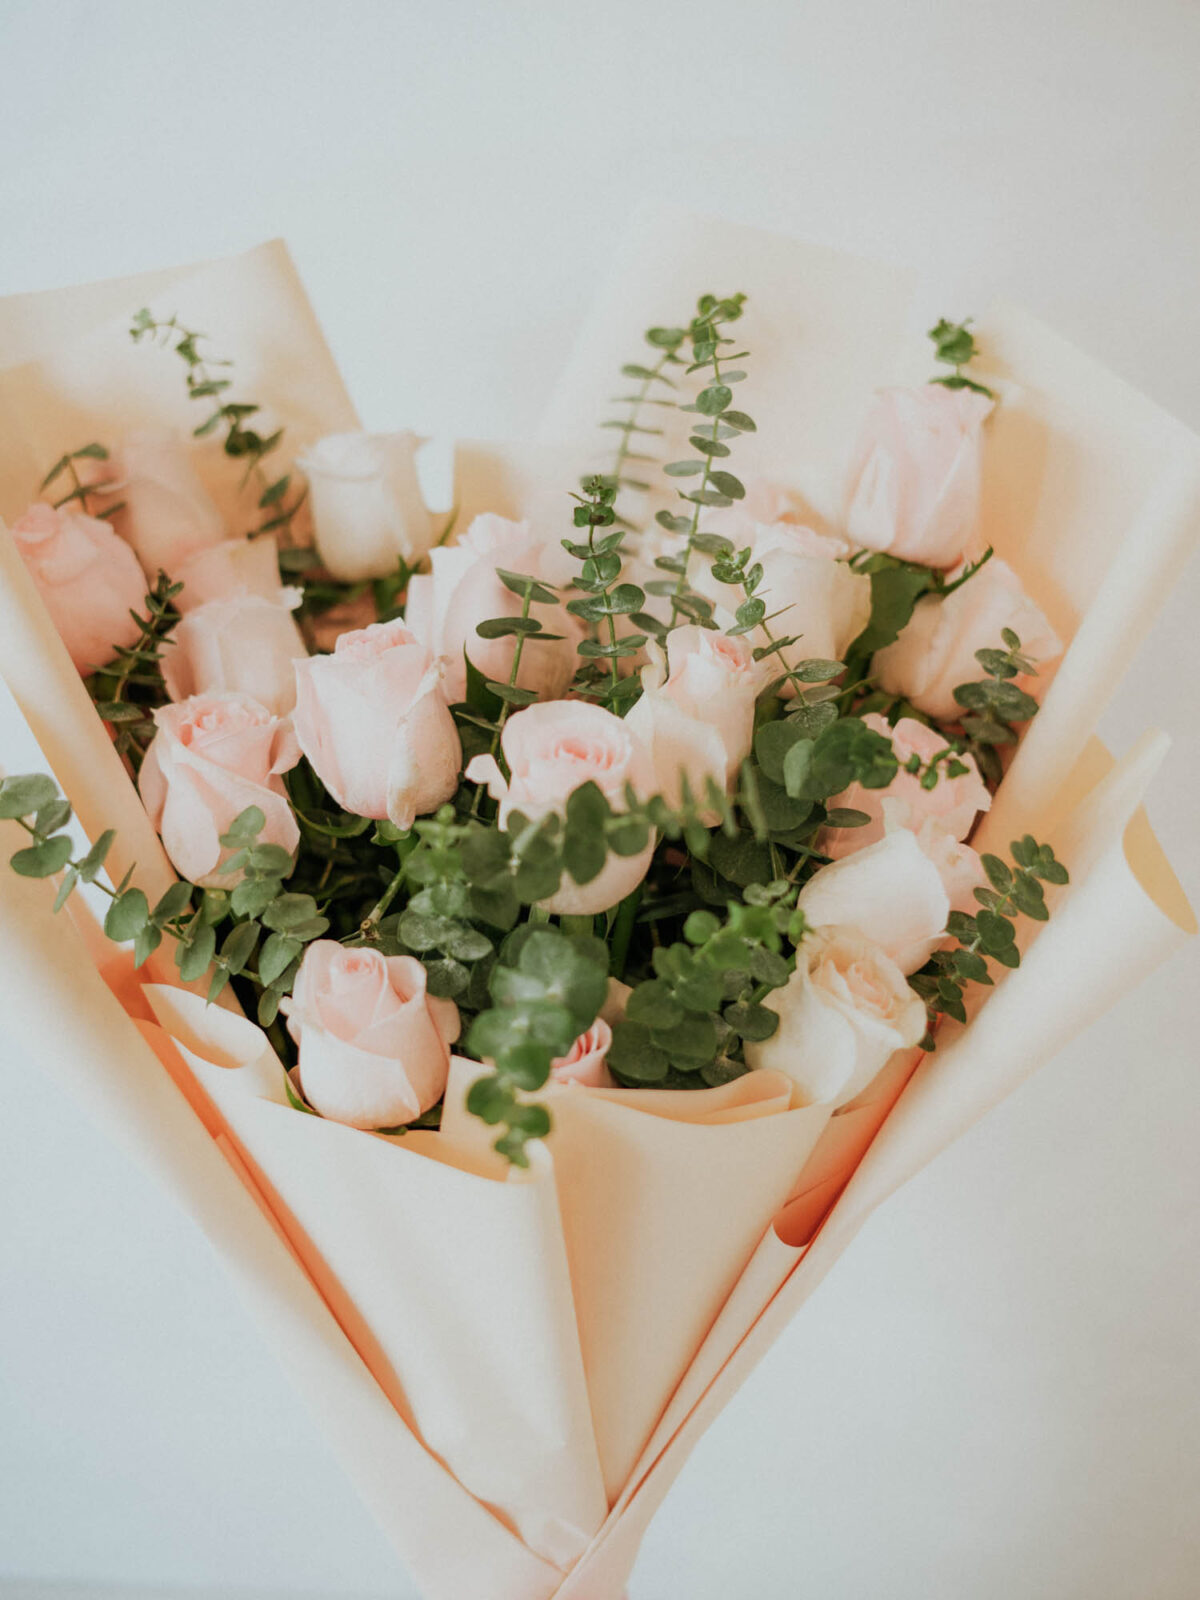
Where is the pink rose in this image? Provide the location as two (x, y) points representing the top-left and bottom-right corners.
(845, 385), (994, 568)
(798, 823), (986, 974)
(285, 942), (459, 1129)
(625, 626), (759, 813)
(822, 713), (990, 858)
(174, 535), (285, 613)
(106, 429), (227, 576)
(692, 521), (870, 688)
(139, 692), (300, 888)
(465, 701), (655, 915)
(292, 619), (461, 829)
(405, 514), (582, 704)
(550, 1019), (614, 1088)
(163, 592), (308, 717)
(9, 503), (146, 674)
(873, 557), (1063, 721)
(745, 927), (926, 1107)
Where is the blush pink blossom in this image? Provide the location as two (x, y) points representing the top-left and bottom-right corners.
(163, 591), (308, 717)
(284, 941), (459, 1129)
(873, 557), (1062, 721)
(466, 701), (655, 915)
(292, 619), (461, 829)
(174, 535), (287, 613)
(106, 429), (227, 576)
(625, 626), (760, 813)
(822, 713), (991, 859)
(550, 1019), (614, 1088)
(10, 502), (147, 674)
(138, 691), (300, 888)
(405, 514), (582, 704)
(845, 385), (994, 568)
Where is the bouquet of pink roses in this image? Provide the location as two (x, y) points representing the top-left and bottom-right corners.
(0, 214), (1194, 1599)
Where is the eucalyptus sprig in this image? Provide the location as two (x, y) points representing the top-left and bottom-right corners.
(564, 475), (650, 708)
(39, 443), (124, 520)
(928, 317), (994, 398)
(952, 628), (1042, 785)
(87, 571), (182, 771)
(652, 293), (754, 628)
(910, 834), (1068, 1039)
(608, 883), (801, 1089)
(601, 325), (687, 526)
(130, 309), (307, 544)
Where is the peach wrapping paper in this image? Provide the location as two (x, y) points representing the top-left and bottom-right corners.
(438, 1058), (832, 1500)
(0, 239), (358, 528)
(0, 223), (1196, 1598)
(135, 984), (607, 1572)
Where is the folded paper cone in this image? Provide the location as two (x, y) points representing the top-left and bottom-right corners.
(139, 984), (607, 1571)
(1, 219), (1196, 1600)
(441, 1059), (832, 1499)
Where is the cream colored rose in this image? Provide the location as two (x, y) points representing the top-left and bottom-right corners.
(108, 429), (227, 575)
(9, 502), (146, 674)
(873, 557), (1062, 721)
(465, 701), (655, 916)
(798, 823), (984, 975)
(298, 430), (434, 582)
(694, 521), (870, 689)
(284, 942), (459, 1129)
(161, 590), (308, 718)
(406, 514), (582, 704)
(745, 928), (926, 1107)
(139, 692), (301, 888)
(292, 619), (461, 830)
(822, 712), (990, 859)
(625, 626), (759, 813)
(845, 385), (993, 568)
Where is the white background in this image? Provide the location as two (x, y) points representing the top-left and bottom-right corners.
(2, 3), (1199, 1597)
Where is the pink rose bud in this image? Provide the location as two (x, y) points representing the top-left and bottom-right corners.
(466, 701), (655, 916)
(822, 713), (991, 859)
(298, 431), (434, 582)
(138, 691), (301, 888)
(745, 927), (927, 1107)
(106, 429), (227, 576)
(845, 385), (994, 568)
(162, 591), (309, 717)
(797, 823), (984, 975)
(284, 942), (459, 1129)
(292, 619), (461, 830)
(9, 503), (147, 674)
(873, 557), (1062, 722)
(625, 626), (760, 814)
(405, 514), (583, 704)
(174, 535), (285, 613)
(550, 1019), (614, 1088)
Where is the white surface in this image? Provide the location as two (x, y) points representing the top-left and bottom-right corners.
(1, 3), (1198, 1598)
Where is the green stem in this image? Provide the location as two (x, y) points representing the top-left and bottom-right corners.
(488, 579), (536, 757)
(608, 884), (642, 979)
(610, 350), (676, 526)
(670, 343), (726, 628)
(360, 858), (407, 933)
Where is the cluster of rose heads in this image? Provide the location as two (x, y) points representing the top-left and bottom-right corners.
(7, 348), (1066, 1141)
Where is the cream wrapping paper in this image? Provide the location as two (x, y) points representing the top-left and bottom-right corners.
(0, 848), (565, 1600)
(135, 985), (607, 1571)
(0, 223), (1195, 1598)
(439, 1058), (832, 1500)
(0, 239), (358, 528)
